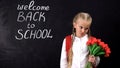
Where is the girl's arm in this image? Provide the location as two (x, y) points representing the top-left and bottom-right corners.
(60, 39), (67, 68)
(95, 56), (100, 66)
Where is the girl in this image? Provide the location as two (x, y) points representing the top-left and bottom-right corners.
(60, 12), (100, 68)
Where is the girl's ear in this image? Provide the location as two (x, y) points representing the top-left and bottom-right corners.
(73, 22), (76, 28)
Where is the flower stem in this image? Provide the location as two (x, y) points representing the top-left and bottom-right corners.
(85, 61), (92, 68)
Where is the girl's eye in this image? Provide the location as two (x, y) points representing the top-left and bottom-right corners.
(85, 28), (88, 30)
(79, 26), (89, 31)
(80, 26), (83, 29)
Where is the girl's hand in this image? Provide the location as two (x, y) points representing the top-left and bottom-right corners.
(88, 55), (96, 65)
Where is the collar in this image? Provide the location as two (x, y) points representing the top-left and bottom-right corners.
(74, 34), (88, 41)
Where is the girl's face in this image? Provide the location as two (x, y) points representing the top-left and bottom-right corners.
(73, 18), (91, 38)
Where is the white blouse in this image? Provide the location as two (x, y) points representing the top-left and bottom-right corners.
(60, 34), (100, 68)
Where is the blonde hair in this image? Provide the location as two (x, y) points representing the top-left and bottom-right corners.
(67, 12), (92, 68)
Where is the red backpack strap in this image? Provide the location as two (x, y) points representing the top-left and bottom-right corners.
(65, 35), (72, 56)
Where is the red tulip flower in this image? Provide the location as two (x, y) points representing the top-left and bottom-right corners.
(85, 36), (111, 68)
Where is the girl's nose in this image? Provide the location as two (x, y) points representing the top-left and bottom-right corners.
(81, 28), (85, 33)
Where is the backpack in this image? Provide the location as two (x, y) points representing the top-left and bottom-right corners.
(65, 35), (72, 57)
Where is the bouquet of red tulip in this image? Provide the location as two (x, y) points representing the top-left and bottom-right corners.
(85, 36), (111, 68)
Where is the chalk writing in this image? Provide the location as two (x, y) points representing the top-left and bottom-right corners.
(15, 0), (53, 40)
